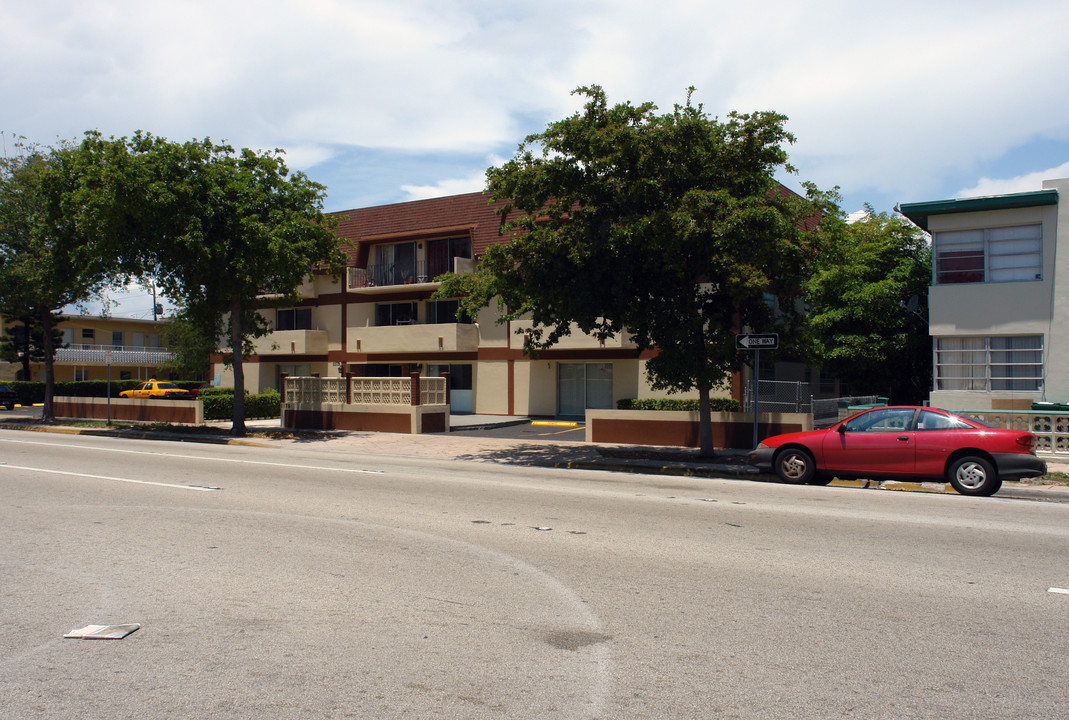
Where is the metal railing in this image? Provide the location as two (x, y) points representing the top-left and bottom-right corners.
(283, 375), (447, 407)
(55, 344), (175, 365)
(348, 261), (431, 289)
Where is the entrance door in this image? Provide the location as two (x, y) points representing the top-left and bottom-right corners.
(557, 363), (613, 418)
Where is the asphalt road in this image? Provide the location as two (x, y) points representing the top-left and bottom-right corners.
(2, 429), (1068, 719)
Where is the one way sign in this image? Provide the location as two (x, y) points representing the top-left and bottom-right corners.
(735, 333), (779, 350)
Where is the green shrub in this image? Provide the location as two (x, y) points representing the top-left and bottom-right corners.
(202, 389), (280, 420)
(616, 397), (740, 412)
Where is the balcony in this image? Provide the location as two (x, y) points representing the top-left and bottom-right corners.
(349, 323), (479, 354)
(347, 257), (475, 293)
(252, 329), (330, 356)
(55, 344), (175, 366)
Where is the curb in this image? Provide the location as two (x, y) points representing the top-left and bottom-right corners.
(0, 422), (276, 448)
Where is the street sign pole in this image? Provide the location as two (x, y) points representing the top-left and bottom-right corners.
(735, 334), (779, 449)
(752, 348), (760, 450)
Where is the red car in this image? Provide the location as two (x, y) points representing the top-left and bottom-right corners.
(750, 406), (1046, 496)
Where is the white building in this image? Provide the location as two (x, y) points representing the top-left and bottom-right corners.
(899, 178), (1069, 410)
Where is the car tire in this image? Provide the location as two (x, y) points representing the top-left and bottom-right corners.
(947, 456), (1001, 497)
(774, 447), (815, 484)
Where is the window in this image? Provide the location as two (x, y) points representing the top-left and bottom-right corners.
(74, 368), (88, 381)
(112, 330), (123, 346)
(427, 299), (472, 324)
(427, 236), (472, 279)
(842, 408), (916, 432)
(276, 308), (312, 331)
(372, 242), (418, 285)
(934, 224), (1041, 284)
(81, 328), (94, 340)
(375, 302), (417, 326)
(428, 363), (473, 389)
(917, 410), (972, 431)
(935, 335), (1043, 391)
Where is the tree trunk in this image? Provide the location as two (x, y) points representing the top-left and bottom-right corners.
(698, 384), (714, 457)
(229, 296), (246, 437)
(40, 309), (55, 423)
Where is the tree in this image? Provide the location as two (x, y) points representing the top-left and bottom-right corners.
(0, 313), (65, 380)
(163, 304), (216, 379)
(0, 134), (138, 419)
(132, 135), (347, 436)
(437, 86), (831, 455)
(803, 206), (932, 403)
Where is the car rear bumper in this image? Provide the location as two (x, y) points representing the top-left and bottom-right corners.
(992, 453), (1047, 480)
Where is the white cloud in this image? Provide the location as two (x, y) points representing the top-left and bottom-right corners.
(400, 169), (487, 201)
(4, 0), (1069, 223)
(957, 162), (1069, 199)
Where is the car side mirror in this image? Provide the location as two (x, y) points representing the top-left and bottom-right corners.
(837, 424), (848, 434)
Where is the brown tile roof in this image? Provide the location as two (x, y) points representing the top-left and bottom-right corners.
(329, 191), (512, 266)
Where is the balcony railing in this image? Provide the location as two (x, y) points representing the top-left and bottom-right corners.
(347, 256), (475, 290)
(55, 344), (175, 365)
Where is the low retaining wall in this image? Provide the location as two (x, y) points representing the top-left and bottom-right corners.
(54, 396), (203, 424)
(585, 409), (811, 449)
(283, 403), (448, 434)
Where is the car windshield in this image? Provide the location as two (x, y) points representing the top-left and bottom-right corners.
(0, 385), (11, 392)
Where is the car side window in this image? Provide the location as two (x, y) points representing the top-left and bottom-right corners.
(843, 408), (916, 432)
(917, 410), (972, 430)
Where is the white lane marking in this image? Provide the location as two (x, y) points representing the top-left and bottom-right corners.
(0, 463), (218, 491)
(1049, 587), (1069, 595)
(0, 437), (384, 475)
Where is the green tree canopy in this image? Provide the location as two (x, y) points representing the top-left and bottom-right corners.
(129, 134), (347, 435)
(0, 134), (140, 419)
(438, 86), (833, 454)
(803, 207), (932, 403)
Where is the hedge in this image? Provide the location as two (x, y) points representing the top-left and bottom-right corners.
(202, 390), (281, 420)
(616, 397), (741, 412)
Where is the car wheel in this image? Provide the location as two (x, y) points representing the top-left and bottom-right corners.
(947, 456), (1001, 497)
(774, 448), (815, 484)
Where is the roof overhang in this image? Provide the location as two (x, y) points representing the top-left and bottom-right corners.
(898, 189), (1059, 231)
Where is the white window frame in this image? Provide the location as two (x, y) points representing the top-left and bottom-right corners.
(933, 224), (1042, 285)
(934, 335), (1044, 392)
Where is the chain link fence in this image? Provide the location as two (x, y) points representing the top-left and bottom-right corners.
(742, 380), (884, 428)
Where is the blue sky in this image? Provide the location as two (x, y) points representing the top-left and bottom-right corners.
(4, 0), (1069, 317)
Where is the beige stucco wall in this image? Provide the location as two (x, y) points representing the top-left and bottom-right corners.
(473, 360), (509, 414)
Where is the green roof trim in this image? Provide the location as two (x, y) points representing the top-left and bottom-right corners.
(898, 189), (1058, 231)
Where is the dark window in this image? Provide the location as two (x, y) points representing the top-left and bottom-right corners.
(427, 236), (472, 279)
(81, 328), (94, 340)
(276, 308), (312, 331)
(427, 299), (472, 324)
(360, 364), (405, 377)
(375, 303), (417, 326)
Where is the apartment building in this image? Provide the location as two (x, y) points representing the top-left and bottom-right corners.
(899, 178), (1069, 409)
(0, 313), (176, 382)
(214, 191), (706, 416)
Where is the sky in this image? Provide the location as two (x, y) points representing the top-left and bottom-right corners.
(4, 0), (1069, 317)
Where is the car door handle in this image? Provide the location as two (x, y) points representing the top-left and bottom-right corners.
(897, 436), (910, 442)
